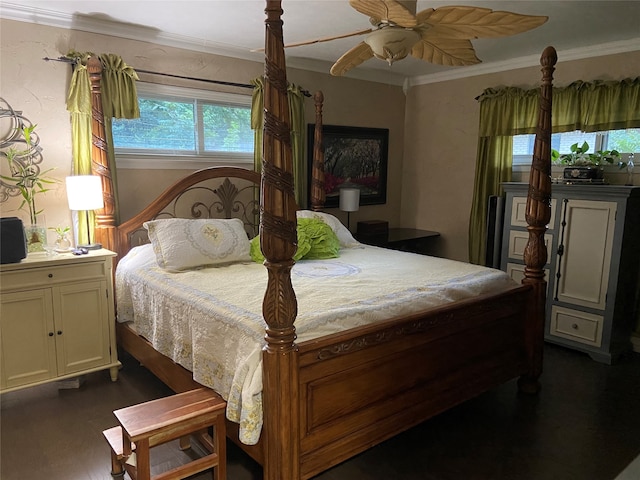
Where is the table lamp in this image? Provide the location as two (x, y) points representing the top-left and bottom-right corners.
(339, 186), (360, 231)
(66, 175), (104, 250)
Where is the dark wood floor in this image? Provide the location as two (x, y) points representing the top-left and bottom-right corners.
(2, 343), (639, 480)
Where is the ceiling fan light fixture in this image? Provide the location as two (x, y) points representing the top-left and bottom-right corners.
(364, 27), (420, 65)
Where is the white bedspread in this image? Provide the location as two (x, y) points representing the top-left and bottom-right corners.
(116, 243), (517, 445)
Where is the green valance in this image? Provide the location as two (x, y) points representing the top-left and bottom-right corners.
(476, 77), (640, 137)
(469, 77), (640, 265)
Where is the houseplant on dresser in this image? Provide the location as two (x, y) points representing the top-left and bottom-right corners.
(0, 102), (57, 252)
(553, 141), (621, 183)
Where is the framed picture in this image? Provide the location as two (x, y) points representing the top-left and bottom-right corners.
(307, 124), (388, 208)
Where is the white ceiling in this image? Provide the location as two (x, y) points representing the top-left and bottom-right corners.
(3, 0), (640, 86)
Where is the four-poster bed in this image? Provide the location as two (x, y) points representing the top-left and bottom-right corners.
(84, 2), (556, 479)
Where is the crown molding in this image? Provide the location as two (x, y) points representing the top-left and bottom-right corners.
(3, 2), (639, 90)
(0, 2), (263, 63)
(404, 38), (640, 89)
(1, 2), (408, 86)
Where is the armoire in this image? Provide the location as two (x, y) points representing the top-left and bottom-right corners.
(500, 182), (640, 364)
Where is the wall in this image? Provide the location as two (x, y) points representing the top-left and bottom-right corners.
(2, 17), (638, 261)
(0, 18), (406, 243)
(402, 50), (640, 261)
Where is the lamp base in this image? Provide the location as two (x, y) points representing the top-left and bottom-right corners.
(77, 242), (102, 251)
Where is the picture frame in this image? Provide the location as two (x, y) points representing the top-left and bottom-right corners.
(307, 124), (388, 208)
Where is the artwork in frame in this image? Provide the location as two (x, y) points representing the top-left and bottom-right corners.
(307, 124), (388, 208)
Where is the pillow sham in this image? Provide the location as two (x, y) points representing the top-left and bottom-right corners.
(144, 218), (250, 271)
(250, 217), (340, 263)
(296, 210), (361, 248)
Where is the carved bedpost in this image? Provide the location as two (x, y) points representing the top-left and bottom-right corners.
(310, 91), (325, 211)
(260, 1), (300, 479)
(518, 46), (557, 394)
(87, 56), (117, 252)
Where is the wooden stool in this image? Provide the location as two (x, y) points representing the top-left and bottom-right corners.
(103, 388), (226, 480)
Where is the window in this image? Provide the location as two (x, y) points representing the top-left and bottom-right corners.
(112, 83), (254, 169)
(512, 128), (640, 167)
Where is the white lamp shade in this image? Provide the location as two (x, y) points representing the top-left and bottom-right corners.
(66, 175), (104, 211)
(339, 187), (360, 212)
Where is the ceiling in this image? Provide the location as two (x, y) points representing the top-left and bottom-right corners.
(3, 1), (640, 86)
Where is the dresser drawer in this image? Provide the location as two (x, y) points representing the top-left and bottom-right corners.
(0, 261), (107, 291)
(510, 196), (556, 229)
(507, 231), (553, 263)
(550, 306), (603, 347)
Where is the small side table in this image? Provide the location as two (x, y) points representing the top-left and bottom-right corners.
(356, 228), (440, 255)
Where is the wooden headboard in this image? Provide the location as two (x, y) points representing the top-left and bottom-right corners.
(114, 167), (261, 257)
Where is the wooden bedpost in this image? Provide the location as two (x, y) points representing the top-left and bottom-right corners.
(87, 56), (118, 253)
(260, 1), (300, 479)
(518, 46), (557, 394)
(310, 91), (325, 211)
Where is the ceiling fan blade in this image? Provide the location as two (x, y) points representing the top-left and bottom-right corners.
(349, 0), (417, 28)
(411, 37), (480, 67)
(250, 28), (373, 52)
(415, 6), (547, 39)
(330, 42), (375, 76)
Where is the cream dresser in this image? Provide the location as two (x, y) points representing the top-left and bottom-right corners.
(501, 183), (640, 364)
(0, 249), (120, 393)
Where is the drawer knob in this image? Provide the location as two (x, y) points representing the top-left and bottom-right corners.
(57, 330), (63, 335)
(48, 273), (53, 278)
(571, 323), (579, 330)
(48, 332), (54, 337)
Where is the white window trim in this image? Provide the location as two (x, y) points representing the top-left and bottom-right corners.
(115, 82), (254, 170)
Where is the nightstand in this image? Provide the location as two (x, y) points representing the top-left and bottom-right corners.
(0, 249), (120, 393)
(356, 228), (440, 255)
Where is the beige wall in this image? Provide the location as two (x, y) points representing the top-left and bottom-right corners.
(0, 18), (405, 242)
(402, 50), (640, 261)
(2, 17), (638, 261)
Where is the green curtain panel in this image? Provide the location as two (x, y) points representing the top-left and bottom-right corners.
(66, 52), (139, 244)
(251, 76), (307, 208)
(468, 77), (640, 265)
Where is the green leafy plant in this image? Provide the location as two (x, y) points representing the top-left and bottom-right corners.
(1, 124), (57, 224)
(552, 141), (621, 167)
(49, 225), (71, 237)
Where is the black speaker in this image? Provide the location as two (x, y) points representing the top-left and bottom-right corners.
(1, 217), (27, 264)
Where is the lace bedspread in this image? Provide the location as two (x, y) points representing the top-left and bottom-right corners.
(115, 243), (517, 445)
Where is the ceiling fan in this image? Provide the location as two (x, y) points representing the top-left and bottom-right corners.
(281, 0), (548, 76)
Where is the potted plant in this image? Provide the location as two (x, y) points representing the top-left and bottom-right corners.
(552, 141), (621, 182)
(49, 225), (72, 252)
(0, 123), (57, 252)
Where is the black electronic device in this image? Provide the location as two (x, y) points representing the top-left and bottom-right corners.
(0, 217), (28, 264)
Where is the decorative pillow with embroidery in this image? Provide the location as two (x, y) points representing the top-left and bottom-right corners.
(296, 210), (361, 248)
(144, 218), (251, 271)
(250, 217), (340, 263)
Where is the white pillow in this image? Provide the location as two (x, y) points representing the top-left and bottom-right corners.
(296, 210), (360, 248)
(144, 218), (251, 271)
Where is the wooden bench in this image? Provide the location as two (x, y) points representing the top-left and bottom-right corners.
(103, 388), (226, 480)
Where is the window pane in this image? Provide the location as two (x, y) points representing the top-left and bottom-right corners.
(556, 131), (598, 153)
(606, 128), (640, 153)
(513, 134), (534, 156)
(113, 98), (196, 151)
(201, 103), (253, 153)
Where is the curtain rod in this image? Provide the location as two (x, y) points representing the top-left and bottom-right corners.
(43, 56), (312, 97)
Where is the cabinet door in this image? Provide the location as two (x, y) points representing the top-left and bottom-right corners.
(0, 289), (57, 389)
(554, 199), (617, 310)
(52, 281), (111, 375)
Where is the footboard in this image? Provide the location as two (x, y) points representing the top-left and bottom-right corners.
(296, 285), (532, 479)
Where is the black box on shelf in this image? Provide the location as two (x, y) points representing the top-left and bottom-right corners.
(0, 217), (27, 264)
(357, 220), (389, 236)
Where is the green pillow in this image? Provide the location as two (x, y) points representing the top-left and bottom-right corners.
(249, 217), (340, 263)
